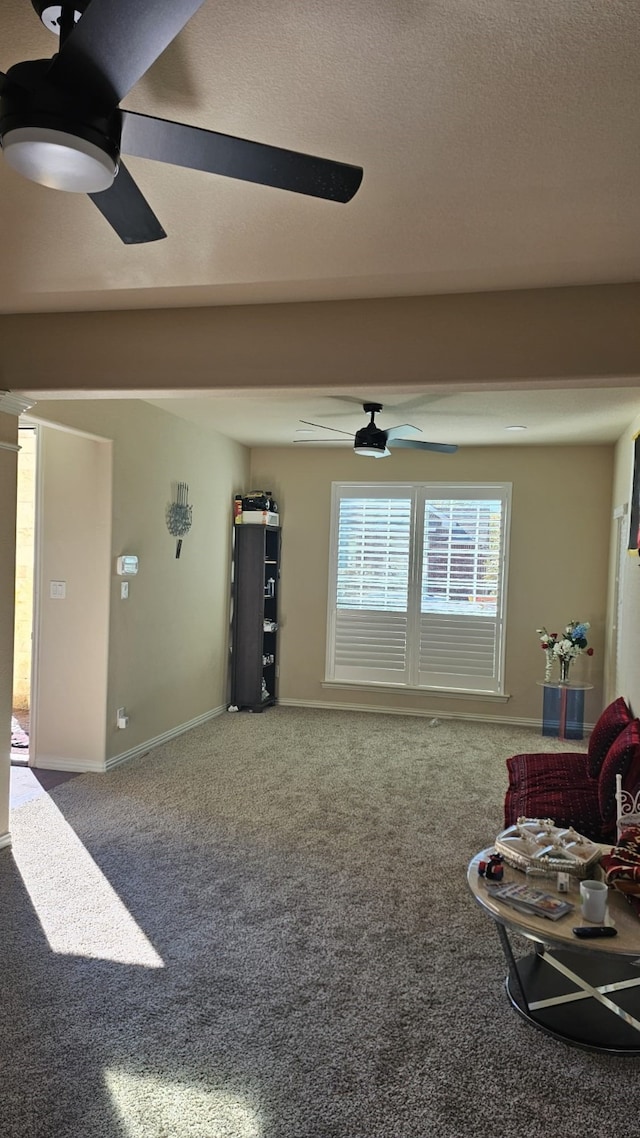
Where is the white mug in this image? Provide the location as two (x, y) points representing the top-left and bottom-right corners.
(580, 880), (608, 923)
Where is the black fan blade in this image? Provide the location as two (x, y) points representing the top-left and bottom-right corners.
(299, 420), (354, 436)
(48, 0), (207, 108)
(389, 439), (458, 454)
(385, 424), (421, 440)
(121, 111), (363, 203)
(89, 162), (166, 244)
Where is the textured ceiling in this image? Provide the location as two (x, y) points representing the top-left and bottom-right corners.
(1, 0), (639, 315)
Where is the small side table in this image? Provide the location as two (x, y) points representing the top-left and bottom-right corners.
(537, 680), (593, 741)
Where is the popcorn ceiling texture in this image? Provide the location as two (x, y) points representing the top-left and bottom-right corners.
(0, 0), (639, 312)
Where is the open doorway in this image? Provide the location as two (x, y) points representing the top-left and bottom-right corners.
(11, 426), (36, 765)
(11, 420), (112, 775)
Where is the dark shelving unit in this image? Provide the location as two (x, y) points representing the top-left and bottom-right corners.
(230, 523), (280, 711)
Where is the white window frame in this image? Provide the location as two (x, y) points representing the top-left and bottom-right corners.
(325, 481), (511, 696)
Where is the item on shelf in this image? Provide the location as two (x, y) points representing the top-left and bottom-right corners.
(233, 495), (243, 522)
(264, 578), (275, 598)
(241, 511), (280, 527)
(261, 679), (270, 701)
(242, 490), (277, 513)
(263, 619), (278, 632)
(239, 489), (279, 526)
(262, 654), (275, 666)
(494, 818), (602, 879)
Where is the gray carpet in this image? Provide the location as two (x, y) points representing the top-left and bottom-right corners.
(1, 708), (637, 1137)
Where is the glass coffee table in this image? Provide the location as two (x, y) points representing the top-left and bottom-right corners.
(468, 848), (640, 1053)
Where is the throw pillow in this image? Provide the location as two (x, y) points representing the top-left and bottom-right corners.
(587, 696), (633, 779)
(598, 719), (640, 832)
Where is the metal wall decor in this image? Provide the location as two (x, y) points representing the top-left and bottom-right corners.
(166, 481), (192, 558)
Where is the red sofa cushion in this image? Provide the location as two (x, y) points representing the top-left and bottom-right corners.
(598, 719), (640, 833)
(586, 697), (634, 779)
(504, 752), (603, 842)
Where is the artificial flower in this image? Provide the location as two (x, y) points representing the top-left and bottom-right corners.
(536, 621), (592, 681)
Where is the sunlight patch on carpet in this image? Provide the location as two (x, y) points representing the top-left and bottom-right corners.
(12, 795), (164, 968)
(104, 1070), (263, 1138)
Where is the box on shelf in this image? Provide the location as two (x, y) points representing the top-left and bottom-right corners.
(240, 511), (279, 527)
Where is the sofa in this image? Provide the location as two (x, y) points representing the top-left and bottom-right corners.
(504, 697), (640, 843)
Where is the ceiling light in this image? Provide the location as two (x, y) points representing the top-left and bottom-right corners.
(2, 127), (117, 192)
(354, 445), (391, 458)
(505, 425), (527, 432)
(295, 428), (315, 434)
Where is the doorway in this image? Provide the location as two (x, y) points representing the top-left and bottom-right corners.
(11, 420), (112, 773)
(11, 426), (36, 765)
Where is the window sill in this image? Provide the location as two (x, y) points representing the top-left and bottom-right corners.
(321, 681), (510, 703)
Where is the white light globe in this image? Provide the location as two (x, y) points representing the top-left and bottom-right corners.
(2, 126), (117, 192)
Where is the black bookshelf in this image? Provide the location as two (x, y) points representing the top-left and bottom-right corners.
(230, 523), (280, 711)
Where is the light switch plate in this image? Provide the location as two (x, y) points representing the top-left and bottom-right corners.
(50, 581), (66, 599)
(121, 581), (129, 599)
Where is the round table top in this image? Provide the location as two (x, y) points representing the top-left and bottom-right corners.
(536, 680), (594, 690)
(468, 848), (640, 957)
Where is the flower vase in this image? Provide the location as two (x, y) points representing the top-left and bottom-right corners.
(559, 657), (571, 683)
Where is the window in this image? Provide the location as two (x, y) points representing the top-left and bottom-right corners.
(326, 482), (511, 694)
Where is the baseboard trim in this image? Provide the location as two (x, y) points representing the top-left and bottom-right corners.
(31, 757), (106, 773)
(278, 697), (594, 733)
(0, 831), (12, 851)
(106, 704), (226, 771)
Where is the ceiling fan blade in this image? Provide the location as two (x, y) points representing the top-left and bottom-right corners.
(89, 162), (166, 244)
(299, 421), (354, 436)
(389, 439), (458, 454)
(121, 111), (363, 203)
(47, 0), (207, 108)
(293, 439), (348, 445)
(385, 424), (421, 441)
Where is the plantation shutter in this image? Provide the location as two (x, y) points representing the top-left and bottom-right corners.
(331, 492), (412, 683)
(419, 497), (505, 692)
(327, 483), (509, 694)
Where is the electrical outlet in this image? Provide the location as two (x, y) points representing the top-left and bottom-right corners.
(120, 581), (129, 599)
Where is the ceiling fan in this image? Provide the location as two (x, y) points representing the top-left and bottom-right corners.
(295, 402), (458, 458)
(0, 0), (364, 244)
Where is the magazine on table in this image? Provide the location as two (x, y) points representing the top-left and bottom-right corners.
(487, 880), (574, 921)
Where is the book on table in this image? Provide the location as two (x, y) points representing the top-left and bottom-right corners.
(487, 881), (574, 921)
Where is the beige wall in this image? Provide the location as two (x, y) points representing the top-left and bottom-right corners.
(0, 413), (18, 845)
(610, 415), (640, 713)
(34, 425), (112, 770)
(33, 400), (250, 763)
(250, 443), (613, 724)
(3, 284), (640, 394)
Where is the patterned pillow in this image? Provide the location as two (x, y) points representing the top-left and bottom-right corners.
(598, 719), (640, 832)
(587, 697), (633, 779)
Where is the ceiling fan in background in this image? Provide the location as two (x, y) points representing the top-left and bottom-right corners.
(295, 402), (459, 458)
(0, 0), (364, 243)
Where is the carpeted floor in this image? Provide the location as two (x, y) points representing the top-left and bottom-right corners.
(1, 708), (637, 1137)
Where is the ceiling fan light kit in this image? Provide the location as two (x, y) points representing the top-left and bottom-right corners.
(2, 125), (117, 192)
(296, 402), (458, 458)
(354, 444), (391, 458)
(0, 0), (364, 242)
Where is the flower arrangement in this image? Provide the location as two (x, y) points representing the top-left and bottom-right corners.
(537, 621), (594, 681)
